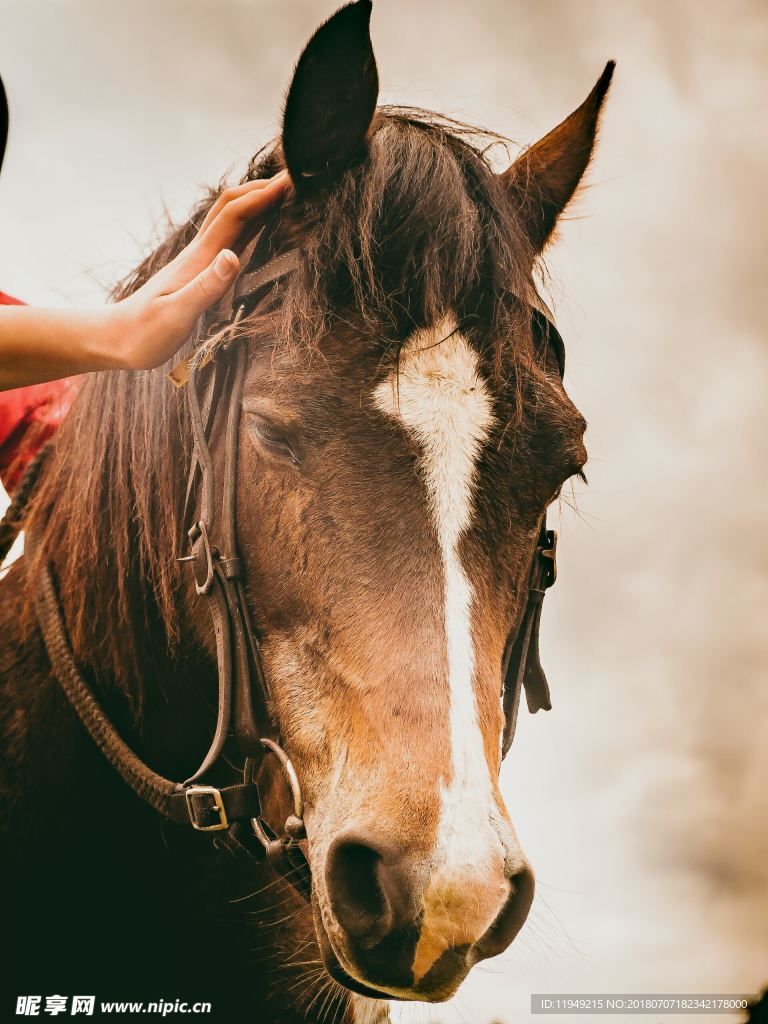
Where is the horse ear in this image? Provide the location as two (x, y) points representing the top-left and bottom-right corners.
(0, 72), (8, 175)
(282, 1), (379, 188)
(501, 62), (615, 253)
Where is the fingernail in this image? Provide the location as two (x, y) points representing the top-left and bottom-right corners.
(214, 249), (239, 278)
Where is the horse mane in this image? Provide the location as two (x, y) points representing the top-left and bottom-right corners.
(23, 107), (537, 705)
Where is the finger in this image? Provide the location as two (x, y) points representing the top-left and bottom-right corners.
(158, 173), (289, 293)
(171, 185), (286, 285)
(197, 174), (286, 235)
(198, 171), (290, 236)
(201, 174), (290, 246)
(166, 248), (240, 319)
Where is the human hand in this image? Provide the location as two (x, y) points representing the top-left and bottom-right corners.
(110, 171), (289, 370)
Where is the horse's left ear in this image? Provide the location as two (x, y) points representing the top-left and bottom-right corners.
(282, 1), (379, 189)
(501, 62), (615, 253)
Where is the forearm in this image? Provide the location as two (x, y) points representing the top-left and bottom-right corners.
(0, 172), (287, 392)
(0, 304), (126, 390)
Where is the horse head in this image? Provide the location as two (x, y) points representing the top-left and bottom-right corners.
(22, 1), (611, 1007)
(211, 1), (611, 1001)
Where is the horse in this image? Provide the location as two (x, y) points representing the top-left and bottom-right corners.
(0, 3), (612, 1020)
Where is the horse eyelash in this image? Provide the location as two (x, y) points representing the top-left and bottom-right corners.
(248, 419), (299, 464)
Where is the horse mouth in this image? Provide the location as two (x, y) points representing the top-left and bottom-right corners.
(312, 914), (401, 1000)
(312, 897), (409, 1001)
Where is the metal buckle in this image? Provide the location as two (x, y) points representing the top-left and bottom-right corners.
(539, 529), (558, 587)
(188, 520), (215, 596)
(251, 739), (306, 850)
(185, 785), (228, 831)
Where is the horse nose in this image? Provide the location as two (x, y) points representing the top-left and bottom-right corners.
(324, 830), (535, 996)
(472, 862), (535, 961)
(325, 830), (421, 986)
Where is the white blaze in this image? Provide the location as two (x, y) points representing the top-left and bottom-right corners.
(373, 318), (498, 874)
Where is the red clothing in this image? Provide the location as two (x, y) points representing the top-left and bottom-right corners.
(0, 290), (77, 491)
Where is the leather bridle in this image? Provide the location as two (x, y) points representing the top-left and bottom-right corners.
(24, 228), (561, 904)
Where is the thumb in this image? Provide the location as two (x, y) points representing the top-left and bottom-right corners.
(175, 249), (240, 316)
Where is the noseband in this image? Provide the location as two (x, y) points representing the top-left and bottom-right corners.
(23, 228), (560, 904)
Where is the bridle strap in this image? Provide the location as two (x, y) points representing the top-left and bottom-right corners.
(180, 360), (225, 541)
(177, 246), (313, 896)
(33, 524), (313, 888)
(184, 344), (272, 756)
(234, 249), (302, 310)
(500, 519), (556, 758)
(497, 293), (562, 756)
(28, 523), (263, 830)
(26, 240), (312, 899)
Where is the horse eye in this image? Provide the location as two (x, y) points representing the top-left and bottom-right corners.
(246, 414), (299, 464)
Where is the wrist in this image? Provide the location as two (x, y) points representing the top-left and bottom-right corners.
(82, 300), (142, 372)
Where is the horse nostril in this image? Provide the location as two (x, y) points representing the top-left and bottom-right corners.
(473, 863), (535, 962)
(325, 834), (394, 947)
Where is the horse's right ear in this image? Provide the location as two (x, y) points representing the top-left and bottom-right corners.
(282, 1), (379, 189)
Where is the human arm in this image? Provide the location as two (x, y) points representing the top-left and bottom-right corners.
(0, 172), (288, 391)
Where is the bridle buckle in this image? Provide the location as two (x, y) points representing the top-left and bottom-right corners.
(188, 520), (215, 596)
(185, 785), (229, 831)
(251, 738), (306, 850)
(538, 528), (558, 587)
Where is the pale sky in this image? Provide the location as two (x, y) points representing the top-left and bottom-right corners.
(1, 3), (766, 1022)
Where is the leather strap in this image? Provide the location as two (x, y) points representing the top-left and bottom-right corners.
(500, 520), (556, 757)
(29, 524), (262, 830)
(26, 238), (313, 899)
(177, 280), (312, 897)
(234, 249), (301, 308)
(207, 245), (301, 339)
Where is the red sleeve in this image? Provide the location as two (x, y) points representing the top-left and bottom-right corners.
(0, 290), (79, 492)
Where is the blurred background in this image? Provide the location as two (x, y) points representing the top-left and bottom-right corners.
(1, 2), (765, 1022)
